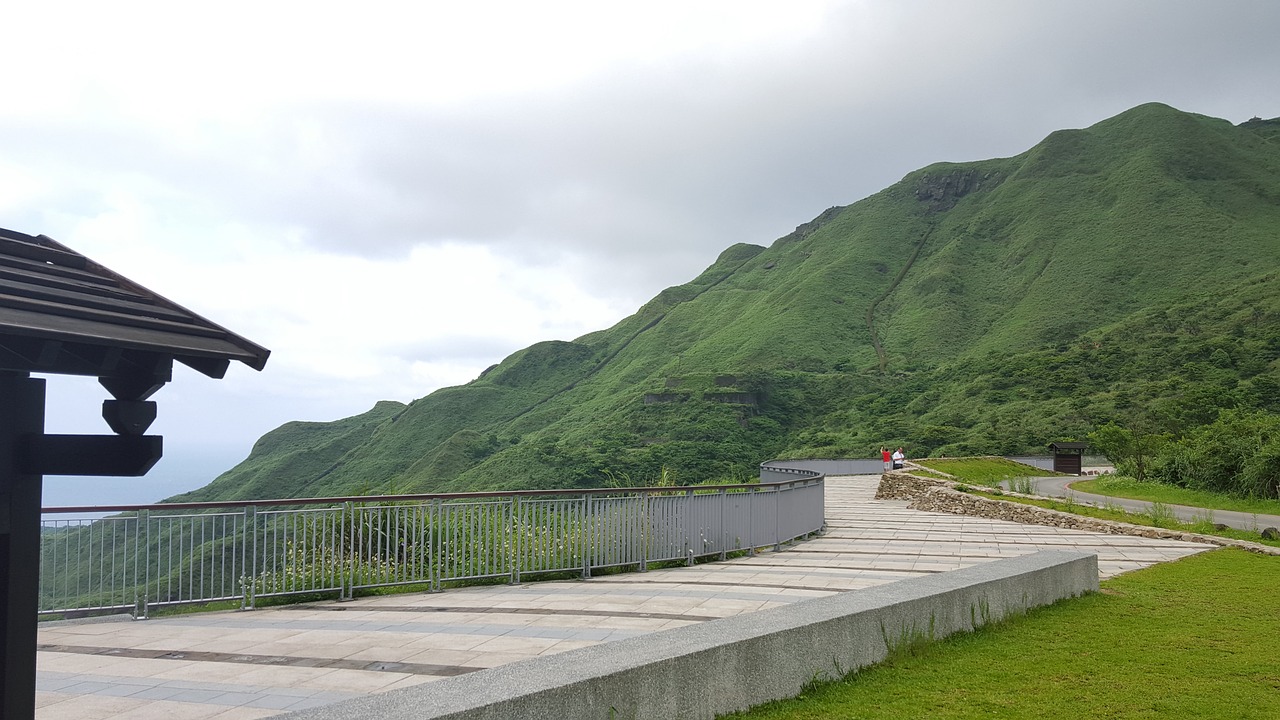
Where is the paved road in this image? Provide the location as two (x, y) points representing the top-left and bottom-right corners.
(36, 476), (1210, 720)
(1012, 475), (1280, 532)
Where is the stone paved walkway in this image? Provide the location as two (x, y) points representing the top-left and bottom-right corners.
(35, 476), (1211, 719)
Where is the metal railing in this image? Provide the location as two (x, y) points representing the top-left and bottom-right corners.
(760, 458), (888, 480)
(39, 475), (824, 618)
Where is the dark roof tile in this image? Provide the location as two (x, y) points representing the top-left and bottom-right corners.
(0, 227), (269, 378)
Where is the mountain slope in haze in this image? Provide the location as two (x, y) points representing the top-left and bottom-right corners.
(172, 103), (1280, 503)
(167, 401), (406, 502)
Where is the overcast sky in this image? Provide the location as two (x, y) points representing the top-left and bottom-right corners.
(8, 0), (1278, 506)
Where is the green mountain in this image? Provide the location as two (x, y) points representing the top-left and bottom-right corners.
(170, 103), (1280, 502)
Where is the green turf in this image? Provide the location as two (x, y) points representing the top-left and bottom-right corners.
(904, 468), (951, 480)
(721, 548), (1280, 719)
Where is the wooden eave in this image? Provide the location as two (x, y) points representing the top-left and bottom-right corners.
(0, 227), (269, 379)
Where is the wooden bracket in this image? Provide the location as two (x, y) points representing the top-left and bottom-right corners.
(102, 400), (158, 436)
(18, 434), (162, 476)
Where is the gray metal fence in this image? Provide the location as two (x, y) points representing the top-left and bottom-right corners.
(760, 458), (887, 481)
(39, 476), (824, 618)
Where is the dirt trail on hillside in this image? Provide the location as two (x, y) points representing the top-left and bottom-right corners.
(866, 224), (935, 373)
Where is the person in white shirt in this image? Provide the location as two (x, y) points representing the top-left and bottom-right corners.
(891, 447), (905, 470)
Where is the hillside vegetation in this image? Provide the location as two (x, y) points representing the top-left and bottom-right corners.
(169, 103), (1280, 502)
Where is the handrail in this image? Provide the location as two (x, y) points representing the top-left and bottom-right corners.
(42, 475), (823, 514)
(759, 459), (851, 484)
(39, 475), (826, 618)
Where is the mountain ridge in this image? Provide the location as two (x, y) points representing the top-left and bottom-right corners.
(167, 102), (1280, 503)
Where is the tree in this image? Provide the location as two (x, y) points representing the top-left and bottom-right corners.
(1088, 422), (1169, 482)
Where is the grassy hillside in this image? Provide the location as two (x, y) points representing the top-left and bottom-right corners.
(169, 400), (406, 502)
(171, 103), (1280, 501)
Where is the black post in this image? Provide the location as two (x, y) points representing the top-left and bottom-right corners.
(0, 372), (45, 719)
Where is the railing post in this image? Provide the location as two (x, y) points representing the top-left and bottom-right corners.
(135, 508), (150, 619)
(639, 492), (649, 572)
(747, 487), (756, 556)
(342, 501), (354, 601)
(249, 506), (260, 609)
(241, 505), (255, 610)
(718, 489), (727, 561)
(685, 489), (695, 566)
(774, 485), (782, 552)
(431, 498), (442, 592)
(819, 478), (827, 534)
(509, 497), (521, 586)
(128, 512), (140, 615)
(581, 494), (592, 579)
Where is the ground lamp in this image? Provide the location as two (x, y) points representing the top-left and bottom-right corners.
(0, 227), (270, 718)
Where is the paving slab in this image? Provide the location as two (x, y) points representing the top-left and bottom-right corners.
(36, 475), (1211, 719)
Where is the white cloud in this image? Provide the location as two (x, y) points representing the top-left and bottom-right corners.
(9, 0), (1280, 502)
(1, 1), (832, 114)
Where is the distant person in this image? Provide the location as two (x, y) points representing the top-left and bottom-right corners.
(881, 446), (892, 472)
(892, 447), (905, 470)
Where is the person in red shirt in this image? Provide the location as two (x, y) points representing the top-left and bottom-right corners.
(881, 447), (892, 472)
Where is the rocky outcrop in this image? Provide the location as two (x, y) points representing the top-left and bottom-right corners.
(773, 205), (846, 246)
(875, 471), (950, 499)
(704, 392), (758, 406)
(642, 393), (688, 404)
(914, 168), (1003, 212)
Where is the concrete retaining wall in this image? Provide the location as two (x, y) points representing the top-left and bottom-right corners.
(282, 551), (1098, 720)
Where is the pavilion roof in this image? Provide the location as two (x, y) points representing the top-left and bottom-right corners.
(0, 227), (269, 380)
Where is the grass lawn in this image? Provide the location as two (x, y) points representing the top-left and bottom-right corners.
(1072, 475), (1280, 518)
(961, 490), (1280, 549)
(915, 457), (1065, 486)
(904, 468), (951, 480)
(721, 548), (1280, 720)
